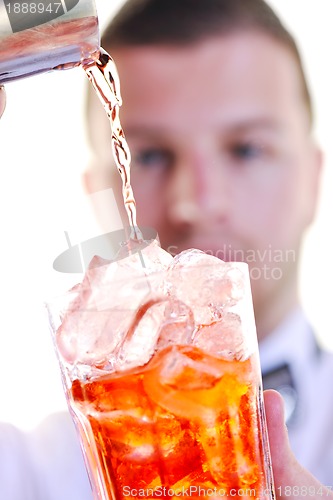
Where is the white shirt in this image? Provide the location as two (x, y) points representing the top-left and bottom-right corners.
(260, 307), (333, 486)
(1, 308), (332, 498)
(0, 414), (92, 500)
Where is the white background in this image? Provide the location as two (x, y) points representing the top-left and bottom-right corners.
(0, 0), (332, 431)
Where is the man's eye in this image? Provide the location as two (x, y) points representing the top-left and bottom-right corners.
(133, 149), (174, 170)
(230, 142), (263, 160)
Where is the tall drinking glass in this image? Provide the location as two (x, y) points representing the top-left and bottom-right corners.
(47, 246), (275, 500)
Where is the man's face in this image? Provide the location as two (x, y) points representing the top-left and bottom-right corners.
(87, 32), (321, 332)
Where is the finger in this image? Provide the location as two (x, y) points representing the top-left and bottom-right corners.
(264, 389), (292, 484)
(0, 86), (6, 118)
(264, 390), (333, 499)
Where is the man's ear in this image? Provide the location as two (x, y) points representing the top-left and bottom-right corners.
(306, 143), (323, 227)
(83, 163), (115, 194)
(82, 166), (94, 194)
(82, 165), (127, 233)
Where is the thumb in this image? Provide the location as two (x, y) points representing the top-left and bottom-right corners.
(0, 85), (6, 118)
(264, 390), (333, 499)
(0, 86), (6, 118)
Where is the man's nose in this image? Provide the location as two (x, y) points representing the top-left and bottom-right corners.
(166, 152), (228, 227)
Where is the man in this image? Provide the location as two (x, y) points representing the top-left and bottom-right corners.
(0, 1), (332, 499)
(85, 0), (333, 486)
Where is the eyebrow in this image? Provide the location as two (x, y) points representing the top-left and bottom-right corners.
(123, 117), (283, 139)
(227, 118), (283, 134)
(123, 126), (171, 139)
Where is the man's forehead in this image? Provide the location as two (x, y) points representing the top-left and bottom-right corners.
(111, 33), (304, 108)
(111, 31), (299, 72)
(88, 31), (309, 139)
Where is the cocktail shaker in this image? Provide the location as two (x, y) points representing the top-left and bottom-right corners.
(0, 0), (99, 84)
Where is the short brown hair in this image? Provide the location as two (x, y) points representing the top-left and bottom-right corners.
(101, 0), (313, 125)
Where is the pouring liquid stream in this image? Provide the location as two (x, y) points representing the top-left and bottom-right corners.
(83, 49), (143, 243)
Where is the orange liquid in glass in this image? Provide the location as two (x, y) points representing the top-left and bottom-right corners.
(69, 345), (270, 499)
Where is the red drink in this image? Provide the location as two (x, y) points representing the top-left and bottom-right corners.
(68, 344), (272, 499)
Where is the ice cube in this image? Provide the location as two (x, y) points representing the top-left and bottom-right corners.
(56, 239), (172, 367)
(105, 413), (157, 463)
(116, 299), (166, 371)
(56, 307), (129, 366)
(156, 300), (195, 350)
(165, 249), (244, 326)
(159, 345), (227, 390)
(147, 410), (203, 486)
(193, 312), (246, 361)
(116, 238), (173, 271)
(170, 248), (221, 268)
(143, 345), (244, 420)
(115, 298), (195, 371)
(83, 240), (172, 303)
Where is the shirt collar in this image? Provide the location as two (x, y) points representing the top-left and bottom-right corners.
(259, 306), (318, 426)
(258, 306), (317, 374)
